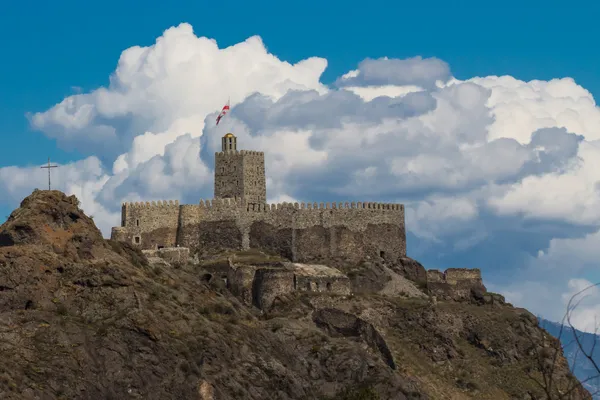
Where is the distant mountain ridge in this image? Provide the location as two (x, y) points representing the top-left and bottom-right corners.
(540, 318), (600, 398)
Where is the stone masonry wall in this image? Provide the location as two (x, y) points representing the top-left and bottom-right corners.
(184, 199), (406, 264)
(426, 268), (486, 301)
(444, 268), (482, 284)
(179, 199), (244, 258)
(242, 152), (266, 204)
(177, 204), (201, 253)
(142, 247), (190, 265)
(294, 274), (351, 295)
(214, 151), (266, 204)
(252, 268), (295, 309)
(227, 263), (351, 309)
(286, 263), (352, 296)
(227, 265), (257, 306)
(214, 152), (245, 200)
(112, 201), (180, 249)
(242, 201), (406, 265)
(112, 198), (406, 266)
(426, 270), (444, 283)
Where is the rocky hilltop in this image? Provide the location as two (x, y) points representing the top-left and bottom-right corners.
(0, 190), (591, 399)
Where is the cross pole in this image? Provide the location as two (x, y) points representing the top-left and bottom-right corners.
(40, 157), (58, 191)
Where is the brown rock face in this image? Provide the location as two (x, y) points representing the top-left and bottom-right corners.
(0, 190), (592, 400)
(313, 308), (396, 370)
(392, 257), (428, 288)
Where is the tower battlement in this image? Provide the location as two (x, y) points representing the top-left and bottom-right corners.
(215, 150), (264, 157)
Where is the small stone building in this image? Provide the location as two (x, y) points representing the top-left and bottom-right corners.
(289, 263), (351, 295)
(227, 262), (351, 310)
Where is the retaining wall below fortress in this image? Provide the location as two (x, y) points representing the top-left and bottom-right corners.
(142, 247), (190, 265)
(227, 263), (351, 309)
(111, 199), (406, 265)
(426, 268), (486, 301)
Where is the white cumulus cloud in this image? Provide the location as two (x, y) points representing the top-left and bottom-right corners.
(30, 23), (328, 161)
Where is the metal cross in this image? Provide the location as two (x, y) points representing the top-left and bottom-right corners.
(40, 157), (58, 191)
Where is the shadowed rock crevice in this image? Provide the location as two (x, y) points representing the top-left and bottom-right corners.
(312, 308), (396, 370)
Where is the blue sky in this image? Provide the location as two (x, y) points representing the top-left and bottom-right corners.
(2, 0), (600, 328)
(2, 0), (599, 167)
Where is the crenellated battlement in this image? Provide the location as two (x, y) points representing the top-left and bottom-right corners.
(199, 197), (244, 208)
(120, 198), (403, 213)
(215, 150), (264, 157)
(123, 200), (180, 208)
(244, 201), (403, 212)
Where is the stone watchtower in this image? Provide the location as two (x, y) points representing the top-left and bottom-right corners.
(214, 133), (267, 204)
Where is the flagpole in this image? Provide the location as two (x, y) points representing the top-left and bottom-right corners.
(224, 96), (229, 133)
(225, 96), (230, 133)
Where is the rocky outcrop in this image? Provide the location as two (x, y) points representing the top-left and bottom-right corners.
(313, 308), (396, 370)
(0, 189), (102, 250)
(392, 256), (428, 288)
(0, 190), (591, 400)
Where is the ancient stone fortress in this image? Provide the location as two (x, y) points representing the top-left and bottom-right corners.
(111, 133), (485, 308)
(112, 132), (406, 263)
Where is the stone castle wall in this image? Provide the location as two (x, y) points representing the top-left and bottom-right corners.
(242, 200), (406, 265)
(111, 198), (406, 265)
(111, 200), (180, 249)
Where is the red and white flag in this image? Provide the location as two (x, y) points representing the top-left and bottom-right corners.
(216, 99), (230, 125)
